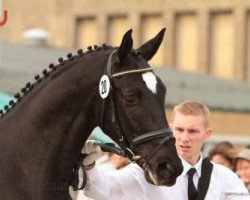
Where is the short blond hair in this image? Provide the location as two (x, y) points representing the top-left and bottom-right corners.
(173, 100), (210, 128)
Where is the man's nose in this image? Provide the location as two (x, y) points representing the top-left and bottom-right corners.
(180, 132), (189, 142)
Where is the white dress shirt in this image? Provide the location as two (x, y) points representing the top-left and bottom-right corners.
(84, 156), (249, 200)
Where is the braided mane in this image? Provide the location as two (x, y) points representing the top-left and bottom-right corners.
(0, 44), (110, 118)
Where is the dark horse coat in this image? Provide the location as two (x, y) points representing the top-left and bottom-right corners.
(0, 29), (182, 200)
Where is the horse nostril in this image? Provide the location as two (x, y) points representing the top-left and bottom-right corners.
(166, 163), (171, 171)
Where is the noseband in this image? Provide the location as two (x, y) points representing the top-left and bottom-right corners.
(100, 50), (174, 163)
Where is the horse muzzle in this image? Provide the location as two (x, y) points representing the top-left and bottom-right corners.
(131, 128), (183, 186)
(140, 159), (183, 186)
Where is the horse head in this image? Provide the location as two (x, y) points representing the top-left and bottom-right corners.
(98, 29), (183, 186)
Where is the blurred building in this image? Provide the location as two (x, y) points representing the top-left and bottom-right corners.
(1, 0), (250, 143)
(3, 0), (250, 81)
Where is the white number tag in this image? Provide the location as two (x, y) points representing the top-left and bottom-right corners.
(99, 75), (110, 99)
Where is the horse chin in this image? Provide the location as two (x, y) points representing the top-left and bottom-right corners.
(145, 170), (176, 186)
(144, 171), (177, 186)
(158, 178), (177, 186)
(143, 164), (178, 186)
(144, 168), (159, 186)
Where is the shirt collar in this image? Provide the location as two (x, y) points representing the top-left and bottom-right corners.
(180, 154), (203, 178)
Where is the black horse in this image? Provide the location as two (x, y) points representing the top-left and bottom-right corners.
(0, 29), (183, 200)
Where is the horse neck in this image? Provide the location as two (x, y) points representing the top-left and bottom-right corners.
(0, 54), (105, 186)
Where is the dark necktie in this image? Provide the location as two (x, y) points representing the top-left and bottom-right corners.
(187, 168), (198, 200)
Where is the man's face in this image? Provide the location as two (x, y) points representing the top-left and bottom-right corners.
(172, 112), (212, 165)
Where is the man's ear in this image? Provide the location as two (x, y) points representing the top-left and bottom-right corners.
(205, 128), (212, 140)
(169, 123), (173, 129)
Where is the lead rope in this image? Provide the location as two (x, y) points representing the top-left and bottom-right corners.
(69, 142), (128, 191)
(69, 154), (87, 191)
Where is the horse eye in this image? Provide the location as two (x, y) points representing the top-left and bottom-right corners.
(124, 95), (137, 106)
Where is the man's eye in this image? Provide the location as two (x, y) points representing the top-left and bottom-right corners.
(189, 129), (198, 134)
(175, 128), (183, 132)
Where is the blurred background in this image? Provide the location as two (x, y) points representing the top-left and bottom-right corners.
(1, 0), (250, 152)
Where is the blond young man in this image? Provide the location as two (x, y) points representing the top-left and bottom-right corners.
(81, 100), (249, 200)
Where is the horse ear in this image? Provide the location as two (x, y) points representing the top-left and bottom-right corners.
(118, 29), (133, 62)
(137, 28), (166, 61)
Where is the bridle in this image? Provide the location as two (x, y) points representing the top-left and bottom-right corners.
(99, 49), (174, 164)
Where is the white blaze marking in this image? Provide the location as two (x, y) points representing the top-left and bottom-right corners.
(142, 72), (157, 94)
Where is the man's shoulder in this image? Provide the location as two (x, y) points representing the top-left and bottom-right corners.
(211, 162), (249, 194)
(211, 161), (238, 178)
(211, 161), (232, 171)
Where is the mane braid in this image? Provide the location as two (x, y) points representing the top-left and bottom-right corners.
(0, 49), (85, 119)
(87, 46), (93, 53)
(0, 44), (111, 119)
